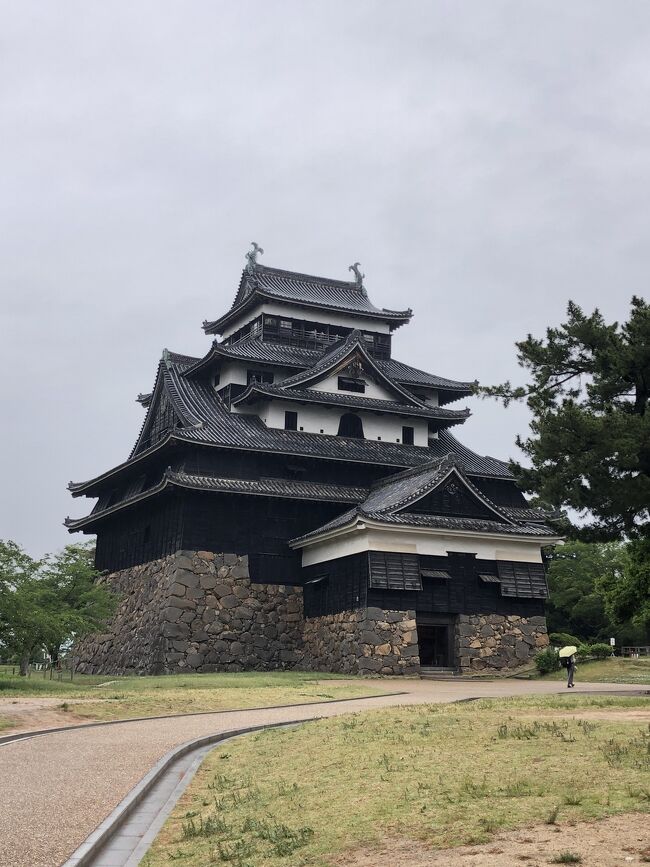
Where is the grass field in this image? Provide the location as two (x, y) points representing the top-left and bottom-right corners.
(0, 671), (386, 722)
(543, 656), (650, 684)
(142, 695), (650, 867)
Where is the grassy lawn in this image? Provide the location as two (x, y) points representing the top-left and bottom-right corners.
(142, 695), (650, 867)
(0, 671), (387, 722)
(543, 656), (650, 684)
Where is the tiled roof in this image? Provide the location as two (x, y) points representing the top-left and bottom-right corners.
(290, 507), (557, 545)
(358, 455), (512, 520)
(377, 358), (475, 399)
(184, 340), (322, 376)
(69, 350), (513, 496)
(181, 337), (474, 404)
(65, 470), (367, 530)
(362, 512), (558, 536)
(290, 455), (557, 545)
(231, 382), (470, 425)
(203, 265), (412, 334)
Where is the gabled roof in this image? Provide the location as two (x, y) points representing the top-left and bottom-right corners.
(290, 455), (559, 546)
(129, 350), (202, 459)
(182, 336), (474, 404)
(202, 264), (412, 334)
(278, 330), (423, 403)
(231, 382), (470, 427)
(357, 455), (516, 523)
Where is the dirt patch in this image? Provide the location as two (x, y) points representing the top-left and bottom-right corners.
(0, 697), (106, 734)
(332, 813), (650, 866)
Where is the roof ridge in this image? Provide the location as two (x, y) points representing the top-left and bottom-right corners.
(254, 263), (362, 291)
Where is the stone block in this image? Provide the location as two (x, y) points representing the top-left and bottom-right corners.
(186, 652), (204, 668)
(515, 640), (530, 660)
(199, 574), (217, 590)
(220, 595), (240, 609)
(169, 583), (187, 598)
(162, 622), (190, 639)
(174, 597), (197, 610)
(360, 631), (382, 646)
(163, 607), (183, 623)
(174, 568), (200, 589)
(197, 551), (215, 561)
(364, 607), (385, 621)
(357, 657), (383, 672)
(214, 584), (233, 598)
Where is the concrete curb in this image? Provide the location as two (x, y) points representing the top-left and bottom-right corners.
(0, 690), (406, 747)
(61, 718), (311, 867)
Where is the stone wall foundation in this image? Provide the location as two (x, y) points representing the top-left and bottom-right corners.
(73, 551), (547, 676)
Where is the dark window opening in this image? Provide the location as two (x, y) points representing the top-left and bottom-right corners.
(338, 376), (366, 393)
(212, 372), (221, 387)
(284, 411), (298, 431)
(337, 412), (364, 439)
(247, 369), (274, 385)
(402, 425), (415, 445)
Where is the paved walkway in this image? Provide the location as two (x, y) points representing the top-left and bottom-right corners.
(0, 678), (644, 867)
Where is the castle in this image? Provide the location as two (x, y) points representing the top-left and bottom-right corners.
(68, 247), (556, 675)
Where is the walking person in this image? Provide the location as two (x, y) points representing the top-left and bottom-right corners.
(566, 653), (576, 688)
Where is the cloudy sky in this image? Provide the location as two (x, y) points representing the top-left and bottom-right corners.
(1, 1), (645, 556)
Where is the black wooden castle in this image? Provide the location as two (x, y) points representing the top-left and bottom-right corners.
(68, 247), (558, 673)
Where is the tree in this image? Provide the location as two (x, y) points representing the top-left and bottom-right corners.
(544, 540), (627, 642)
(596, 537), (650, 636)
(480, 296), (650, 541)
(0, 541), (117, 675)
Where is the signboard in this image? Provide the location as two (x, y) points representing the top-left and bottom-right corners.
(610, 637), (616, 646)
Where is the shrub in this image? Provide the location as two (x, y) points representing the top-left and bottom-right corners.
(585, 642), (613, 659)
(535, 647), (561, 675)
(549, 632), (581, 647)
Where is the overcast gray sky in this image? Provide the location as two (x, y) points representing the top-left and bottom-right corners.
(1, 1), (644, 556)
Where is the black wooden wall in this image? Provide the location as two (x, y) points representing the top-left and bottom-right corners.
(94, 493), (185, 572)
(302, 552), (545, 619)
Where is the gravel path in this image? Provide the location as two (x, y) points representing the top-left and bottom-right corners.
(0, 679), (643, 867)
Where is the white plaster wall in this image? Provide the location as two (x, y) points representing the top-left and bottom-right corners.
(299, 524), (548, 567)
(217, 361), (248, 387)
(220, 302), (392, 339)
(217, 361), (295, 389)
(309, 372), (397, 401)
(234, 399), (428, 445)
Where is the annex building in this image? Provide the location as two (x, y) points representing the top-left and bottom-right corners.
(68, 247), (558, 676)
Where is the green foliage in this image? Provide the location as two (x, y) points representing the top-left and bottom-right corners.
(549, 632), (581, 646)
(545, 541), (631, 642)
(0, 540), (117, 671)
(597, 537), (650, 633)
(480, 297), (650, 541)
(590, 643), (614, 659)
(534, 647), (560, 675)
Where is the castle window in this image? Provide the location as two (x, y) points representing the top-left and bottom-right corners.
(402, 425), (415, 445)
(284, 411), (298, 431)
(338, 376), (365, 394)
(337, 413), (364, 439)
(247, 369), (274, 385)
